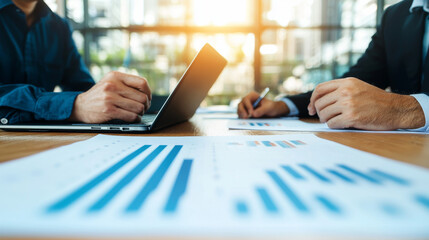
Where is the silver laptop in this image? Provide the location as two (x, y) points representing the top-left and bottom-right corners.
(0, 43), (227, 133)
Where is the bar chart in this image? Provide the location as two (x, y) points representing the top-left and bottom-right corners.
(47, 144), (193, 215)
(234, 163), (414, 216)
(238, 121), (283, 127)
(228, 140), (306, 148)
(1, 134), (428, 237)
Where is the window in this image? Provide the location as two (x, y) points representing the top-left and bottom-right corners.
(46, 0), (402, 104)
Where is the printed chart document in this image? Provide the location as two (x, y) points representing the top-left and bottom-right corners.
(0, 134), (428, 238)
(228, 119), (428, 134)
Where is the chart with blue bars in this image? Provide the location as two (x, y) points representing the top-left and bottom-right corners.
(0, 134), (428, 236)
(228, 139), (306, 148)
(46, 144), (193, 214)
(238, 121), (283, 127)
(233, 163), (420, 216)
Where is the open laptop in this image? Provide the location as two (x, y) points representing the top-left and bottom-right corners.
(0, 43), (227, 133)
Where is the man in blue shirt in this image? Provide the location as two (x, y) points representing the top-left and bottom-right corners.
(0, 0), (151, 125)
(238, 0), (429, 132)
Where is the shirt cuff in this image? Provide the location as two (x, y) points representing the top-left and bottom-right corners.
(281, 98), (300, 117)
(407, 94), (429, 132)
(34, 92), (81, 121)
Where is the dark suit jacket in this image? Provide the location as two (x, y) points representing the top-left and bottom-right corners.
(288, 0), (429, 117)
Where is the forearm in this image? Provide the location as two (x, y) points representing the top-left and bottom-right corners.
(0, 84), (80, 124)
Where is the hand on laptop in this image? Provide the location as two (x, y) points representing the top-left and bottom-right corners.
(69, 71), (152, 123)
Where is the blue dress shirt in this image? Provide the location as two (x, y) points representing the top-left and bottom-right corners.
(282, 0), (429, 132)
(0, 0), (95, 124)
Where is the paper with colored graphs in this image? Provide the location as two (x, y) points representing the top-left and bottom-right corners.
(228, 119), (428, 134)
(0, 134), (428, 238)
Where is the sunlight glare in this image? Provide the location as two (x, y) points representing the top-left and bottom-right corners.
(192, 0), (249, 26)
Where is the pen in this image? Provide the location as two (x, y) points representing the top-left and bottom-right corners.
(252, 87), (270, 108)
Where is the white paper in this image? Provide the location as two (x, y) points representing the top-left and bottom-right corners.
(196, 105), (237, 114)
(228, 119), (429, 134)
(0, 134), (428, 238)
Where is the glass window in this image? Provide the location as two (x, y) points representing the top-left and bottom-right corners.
(261, 27), (375, 95)
(67, 0), (84, 25)
(191, 0), (255, 26)
(263, 0), (376, 27)
(190, 33), (254, 104)
(384, 0), (402, 9)
(57, 0), (387, 104)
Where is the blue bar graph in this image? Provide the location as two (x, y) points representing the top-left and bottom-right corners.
(337, 164), (381, 184)
(327, 169), (355, 184)
(87, 145), (167, 212)
(164, 159), (193, 213)
(236, 200), (249, 214)
(299, 164), (331, 183)
(262, 141), (274, 147)
(46, 145), (151, 212)
(282, 166), (305, 180)
(381, 203), (401, 216)
(315, 195), (341, 214)
(415, 195), (429, 210)
(290, 140), (305, 145)
(126, 145), (183, 212)
(275, 141), (291, 148)
(369, 169), (410, 186)
(267, 171), (310, 213)
(256, 187), (278, 213)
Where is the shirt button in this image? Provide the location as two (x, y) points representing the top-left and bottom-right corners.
(1, 118), (8, 125)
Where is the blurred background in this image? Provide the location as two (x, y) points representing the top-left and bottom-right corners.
(45, 0), (401, 105)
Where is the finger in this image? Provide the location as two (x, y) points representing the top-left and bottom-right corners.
(112, 94), (146, 115)
(326, 114), (353, 129)
(117, 84), (150, 105)
(237, 102), (249, 119)
(318, 102), (343, 123)
(110, 107), (141, 123)
(308, 80), (341, 115)
(242, 97), (255, 118)
(314, 91), (338, 116)
(111, 72), (152, 100)
(252, 99), (271, 118)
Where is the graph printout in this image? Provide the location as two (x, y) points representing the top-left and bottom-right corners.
(0, 134), (428, 238)
(228, 119), (429, 134)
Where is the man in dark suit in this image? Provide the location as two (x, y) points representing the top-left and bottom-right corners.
(238, 0), (429, 131)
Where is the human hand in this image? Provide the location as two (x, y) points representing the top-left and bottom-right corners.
(69, 71), (152, 123)
(237, 91), (290, 119)
(308, 77), (425, 130)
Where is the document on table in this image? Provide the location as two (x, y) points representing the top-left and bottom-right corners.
(0, 134), (428, 238)
(228, 119), (428, 134)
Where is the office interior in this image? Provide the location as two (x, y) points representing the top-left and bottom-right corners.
(45, 0), (401, 105)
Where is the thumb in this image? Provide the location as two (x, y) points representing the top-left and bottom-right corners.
(252, 103), (271, 118)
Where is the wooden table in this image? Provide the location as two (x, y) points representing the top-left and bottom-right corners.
(1, 114), (428, 168)
(1, 114), (429, 240)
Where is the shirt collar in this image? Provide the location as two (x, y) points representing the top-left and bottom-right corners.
(410, 0), (429, 13)
(0, 0), (52, 20)
(0, 0), (14, 10)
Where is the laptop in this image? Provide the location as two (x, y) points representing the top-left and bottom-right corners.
(0, 43), (227, 133)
